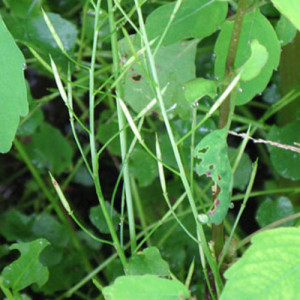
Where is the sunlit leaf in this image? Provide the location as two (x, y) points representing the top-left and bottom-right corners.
(270, 0), (300, 31)
(194, 128), (233, 225)
(240, 40), (268, 81)
(146, 0), (227, 46)
(184, 78), (218, 103)
(0, 16), (28, 153)
(102, 275), (191, 300)
(221, 227), (300, 300)
(2, 239), (49, 292)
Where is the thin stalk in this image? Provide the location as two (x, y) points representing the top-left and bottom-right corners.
(89, 0), (127, 268)
(214, 0), (248, 261)
(218, 159), (258, 267)
(13, 138), (93, 273)
(133, 1), (223, 294)
(108, 0), (137, 253)
(232, 186), (300, 201)
(130, 176), (151, 247)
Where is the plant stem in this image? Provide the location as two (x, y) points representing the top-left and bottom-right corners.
(214, 0), (248, 260)
(89, 0), (127, 268)
(107, 0), (137, 253)
(133, 0), (223, 294)
(13, 138), (92, 274)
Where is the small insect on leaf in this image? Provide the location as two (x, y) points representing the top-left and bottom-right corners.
(194, 128), (233, 225)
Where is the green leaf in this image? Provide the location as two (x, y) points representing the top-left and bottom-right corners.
(194, 128), (233, 225)
(31, 213), (70, 247)
(129, 146), (158, 187)
(267, 121), (300, 180)
(214, 10), (280, 105)
(1, 239), (50, 292)
(240, 40), (269, 81)
(228, 147), (252, 191)
(36, 251), (84, 295)
(72, 165), (93, 187)
(4, 0), (41, 18)
(10, 13), (77, 70)
(119, 37), (197, 118)
(102, 275), (191, 300)
(221, 227), (300, 300)
(126, 247), (170, 276)
(146, 0), (228, 46)
(275, 15), (297, 46)
(256, 197), (295, 228)
(0, 210), (34, 242)
(89, 202), (119, 234)
(24, 123), (74, 175)
(270, 0), (300, 31)
(0, 16), (28, 153)
(184, 78), (218, 103)
(17, 85), (44, 136)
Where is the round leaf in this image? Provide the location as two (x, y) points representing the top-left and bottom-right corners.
(119, 37), (197, 119)
(267, 121), (300, 180)
(146, 0), (228, 46)
(89, 202), (119, 234)
(256, 197), (295, 228)
(214, 11), (280, 105)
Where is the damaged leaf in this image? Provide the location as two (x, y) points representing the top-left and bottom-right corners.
(194, 128), (233, 225)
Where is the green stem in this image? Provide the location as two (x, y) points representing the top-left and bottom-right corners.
(214, 0), (248, 261)
(107, 0), (137, 253)
(89, 0), (127, 268)
(133, 0), (223, 294)
(13, 138), (92, 274)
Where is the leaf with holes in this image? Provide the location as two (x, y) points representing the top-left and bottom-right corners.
(194, 128), (233, 225)
(221, 227), (300, 300)
(102, 275), (191, 300)
(1, 238), (50, 292)
(214, 10), (280, 105)
(119, 36), (197, 119)
(145, 0), (228, 46)
(0, 16), (28, 153)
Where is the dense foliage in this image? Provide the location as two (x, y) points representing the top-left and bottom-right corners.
(1, 0), (300, 299)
